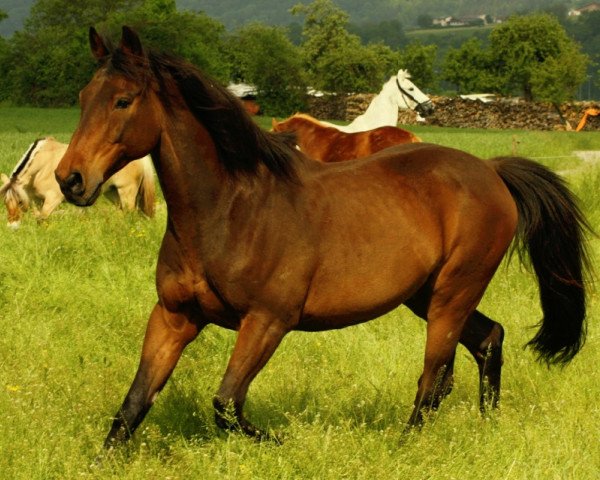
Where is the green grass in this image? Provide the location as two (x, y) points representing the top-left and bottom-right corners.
(1, 108), (599, 479)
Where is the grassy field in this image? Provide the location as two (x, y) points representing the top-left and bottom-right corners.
(0, 107), (598, 479)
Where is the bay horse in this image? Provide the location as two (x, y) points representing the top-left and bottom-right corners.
(1, 137), (155, 228)
(271, 113), (420, 162)
(319, 69), (434, 132)
(55, 27), (591, 448)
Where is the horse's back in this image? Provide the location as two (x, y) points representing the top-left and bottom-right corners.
(298, 143), (517, 327)
(374, 142), (519, 248)
(31, 138), (68, 194)
(309, 142), (518, 263)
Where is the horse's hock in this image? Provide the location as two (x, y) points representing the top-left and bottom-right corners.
(308, 94), (600, 131)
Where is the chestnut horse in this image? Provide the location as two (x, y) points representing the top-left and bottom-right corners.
(271, 113), (420, 162)
(1, 137), (155, 227)
(55, 27), (591, 448)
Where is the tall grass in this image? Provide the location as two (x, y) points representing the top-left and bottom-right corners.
(0, 108), (598, 479)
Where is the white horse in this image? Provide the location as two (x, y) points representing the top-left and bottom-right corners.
(321, 69), (434, 133)
(1, 137), (156, 228)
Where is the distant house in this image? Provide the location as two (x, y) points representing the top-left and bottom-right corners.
(432, 14), (494, 27)
(568, 3), (600, 16)
(433, 16), (454, 27)
(227, 82), (260, 115)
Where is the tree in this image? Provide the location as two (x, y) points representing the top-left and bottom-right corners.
(0, 0), (146, 106)
(225, 23), (307, 116)
(529, 42), (589, 104)
(399, 42), (437, 90)
(489, 13), (589, 101)
(107, 0), (230, 82)
(292, 0), (392, 93)
(291, 0), (354, 77)
(566, 10), (600, 98)
(0, 0), (230, 106)
(315, 38), (393, 93)
(442, 38), (500, 93)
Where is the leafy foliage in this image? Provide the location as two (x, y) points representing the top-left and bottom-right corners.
(226, 23), (308, 116)
(565, 10), (600, 92)
(441, 13), (589, 102)
(292, 0), (395, 93)
(0, 0), (596, 108)
(489, 13), (589, 101)
(398, 42), (437, 90)
(441, 38), (500, 94)
(105, 0), (231, 82)
(0, 0), (230, 106)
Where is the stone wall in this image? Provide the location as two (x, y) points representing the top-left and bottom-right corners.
(307, 94), (600, 131)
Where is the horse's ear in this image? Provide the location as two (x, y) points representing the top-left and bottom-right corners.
(119, 26), (144, 57)
(398, 69), (410, 79)
(89, 27), (109, 60)
(271, 118), (278, 128)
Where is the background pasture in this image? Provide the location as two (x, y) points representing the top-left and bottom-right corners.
(0, 107), (598, 479)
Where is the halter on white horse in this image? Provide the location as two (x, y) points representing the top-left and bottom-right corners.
(321, 69), (434, 133)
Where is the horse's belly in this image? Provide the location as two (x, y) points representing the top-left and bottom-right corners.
(299, 249), (432, 331)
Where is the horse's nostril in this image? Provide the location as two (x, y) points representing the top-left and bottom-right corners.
(59, 171), (84, 195)
(66, 171), (82, 187)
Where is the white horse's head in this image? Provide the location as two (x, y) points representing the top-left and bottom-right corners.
(393, 70), (434, 117)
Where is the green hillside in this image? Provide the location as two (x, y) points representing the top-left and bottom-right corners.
(0, 0), (586, 36)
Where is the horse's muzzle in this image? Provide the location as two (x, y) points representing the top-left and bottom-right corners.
(416, 101), (434, 117)
(55, 171), (94, 206)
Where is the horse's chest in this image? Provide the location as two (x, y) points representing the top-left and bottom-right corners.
(156, 267), (232, 325)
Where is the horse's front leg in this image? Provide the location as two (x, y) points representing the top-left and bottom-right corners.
(37, 191), (63, 221)
(213, 311), (290, 442)
(104, 303), (202, 448)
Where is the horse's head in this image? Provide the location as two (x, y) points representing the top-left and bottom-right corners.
(271, 114), (305, 133)
(0, 174), (29, 229)
(55, 26), (161, 207)
(394, 70), (434, 117)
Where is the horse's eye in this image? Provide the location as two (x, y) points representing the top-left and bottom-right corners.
(115, 98), (131, 109)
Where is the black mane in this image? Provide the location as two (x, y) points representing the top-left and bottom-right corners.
(11, 138), (43, 179)
(105, 43), (300, 180)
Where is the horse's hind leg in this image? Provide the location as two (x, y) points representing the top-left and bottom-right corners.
(407, 292), (504, 416)
(406, 261), (504, 428)
(460, 310), (504, 412)
(404, 296), (457, 412)
(104, 303), (201, 448)
(407, 311), (465, 427)
(213, 312), (289, 442)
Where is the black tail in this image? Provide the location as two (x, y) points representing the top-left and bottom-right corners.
(491, 156), (593, 365)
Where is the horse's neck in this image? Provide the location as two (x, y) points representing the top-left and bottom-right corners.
(295, 120), (323, 149)
(12, 162), (38, 187)
(154, 109), (245, 238)
(350, 80), (399, 128)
